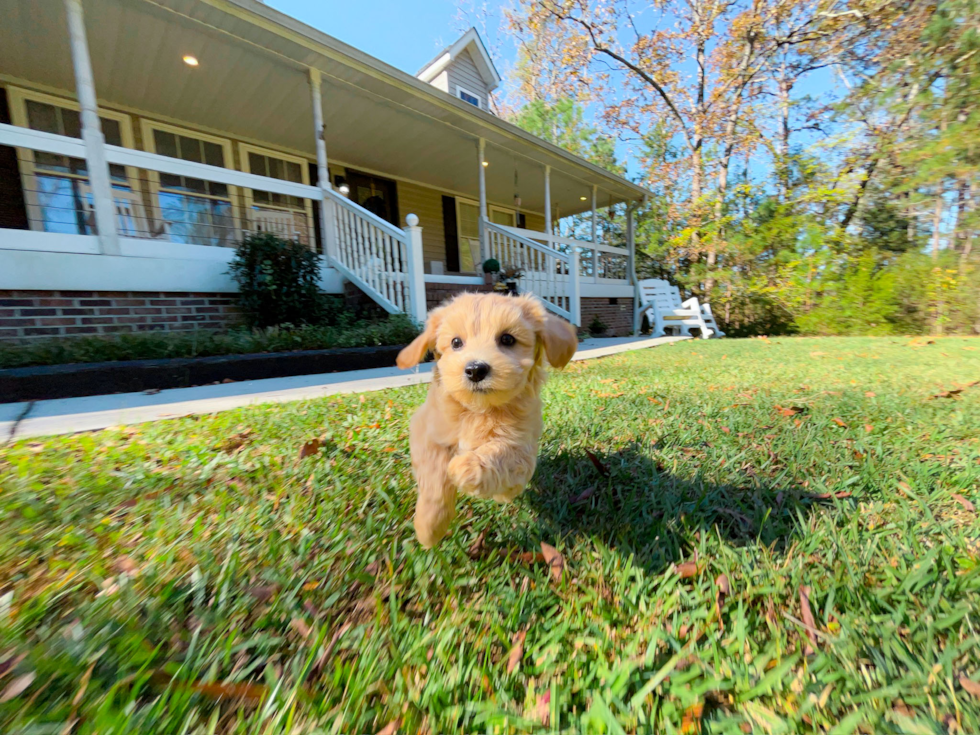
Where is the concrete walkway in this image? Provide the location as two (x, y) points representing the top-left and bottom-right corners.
(1, 335), (689, 441)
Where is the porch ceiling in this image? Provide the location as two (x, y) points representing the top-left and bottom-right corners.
(1, 0), (649, 217)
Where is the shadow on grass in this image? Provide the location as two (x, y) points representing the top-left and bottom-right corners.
(522, 442), (817, 576)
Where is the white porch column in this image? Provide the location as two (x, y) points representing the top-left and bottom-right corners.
(64, 0), (118, 256)
(544, 165), (552, 237)
(309, 68), (336, 262)
(569, 247), (581, 327)
(477, 137), (487, 262)
(590, 184), (598, 280)
(404, 214), (427, 324)
(628, 201), (642, 334)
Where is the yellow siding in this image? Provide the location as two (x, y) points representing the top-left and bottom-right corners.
(524, 212), (546, 233)
(397, 180), (446, 266)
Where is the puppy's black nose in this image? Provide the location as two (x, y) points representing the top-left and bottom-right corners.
(464, 361), (491, 383)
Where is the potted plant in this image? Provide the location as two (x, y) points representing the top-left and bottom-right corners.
(482, 258), (500, 286)
(498, 264), (525, 295)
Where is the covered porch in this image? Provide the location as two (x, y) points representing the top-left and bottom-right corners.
(0, 0), (648, 338)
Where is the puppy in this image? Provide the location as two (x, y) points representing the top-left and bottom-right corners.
(396, 293), (578, 548)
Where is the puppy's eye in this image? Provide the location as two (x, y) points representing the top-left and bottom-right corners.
(451, 337), (463, 350)
(499, 333), (516, 347)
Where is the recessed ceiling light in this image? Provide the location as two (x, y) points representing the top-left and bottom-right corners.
(183, 55), (199, 67)
(482, 160), (489, 167)
(580, 196), (587, 201)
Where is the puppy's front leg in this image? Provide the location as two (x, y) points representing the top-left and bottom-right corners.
(448, 441), (536, 501)
(410, 418), (457, 549)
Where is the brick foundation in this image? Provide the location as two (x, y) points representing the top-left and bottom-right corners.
(581, 297), (634, 337)
(0, 291), (240, 342)
(425, 282), (493, 310)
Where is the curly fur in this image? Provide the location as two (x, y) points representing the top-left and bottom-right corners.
(396, 293), (578, 547)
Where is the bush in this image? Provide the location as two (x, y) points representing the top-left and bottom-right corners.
(588, 314), (608, 336)
(228, 233), (322, 329)
(0, 315), (421, 369)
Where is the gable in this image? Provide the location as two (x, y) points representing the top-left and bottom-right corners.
(447, 49), (488, 109)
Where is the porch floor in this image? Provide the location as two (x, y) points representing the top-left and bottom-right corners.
(2, 335), (690, 440)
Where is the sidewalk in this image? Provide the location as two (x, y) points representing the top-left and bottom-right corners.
(1, 335), (689, 440)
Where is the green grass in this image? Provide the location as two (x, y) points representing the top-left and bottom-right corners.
(0, 315), (420, 369)
(1, 336), (979, 734)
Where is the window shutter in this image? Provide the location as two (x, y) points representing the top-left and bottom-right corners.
(442, 195), (460, 273)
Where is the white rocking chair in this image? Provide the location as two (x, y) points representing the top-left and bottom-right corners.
(635, 278), (723, 339)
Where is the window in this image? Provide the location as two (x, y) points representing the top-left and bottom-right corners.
(143, 122), (236, 248)
(240, 145), (314, 246)
(8, 89), (139, 236)
(456, 199), (481, 272)
(457, 86), (481, 108)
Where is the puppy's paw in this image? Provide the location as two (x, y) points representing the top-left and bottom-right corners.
(448, 451), (485, 494)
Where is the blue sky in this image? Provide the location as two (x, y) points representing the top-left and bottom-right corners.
(268, 0), (482, 78)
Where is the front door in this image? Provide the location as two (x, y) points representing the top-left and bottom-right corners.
(346, 170), (399, 226)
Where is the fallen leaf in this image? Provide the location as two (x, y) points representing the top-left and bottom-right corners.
(73, 662), (95, 707)
(682, 702), (704, 733)
(571, 487), (595, 504)
(506, 631), (526, 674)
(540, 542), (565, 581)
(585, 450), (610, 477)
(715, 573), (731, 631)
(960, 676), (980, 699)
(467, 530), (488, 559)
(952, 494), (975, 513)
(0, 672), (35, 703)
(799, 586), (819, 654)
(810, 491), (852, 500)
(298, 439), (321, 460)
(533, 690), (551, 726)
(217, 430), (252, 453)
(290, 618), (312, 640)
(864, 424), (874, 433)
(832, 417), (848, 428)
(932, 388), (963, 399)
(312, 621), (352, 675)
(375, 719), (401, 735)
(864, 391), (876, 398)
(246, 584), (279, 603)
(673, 561), (701, 579)
(721, 426), (731, 434)
(114, 555), (138, 575)
(776, 405), (807, 417)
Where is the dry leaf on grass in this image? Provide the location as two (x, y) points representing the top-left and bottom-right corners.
(932, 388), (964, 399)
(290, 618), (312, 640)
(799, 586), (819, 654)
(540, 542), (565, 581)
(809, 491), (852, 500)
(506, 631), (526, 674)
(952, 494), (976, 513)
(673, 560), (701, 579)
(832, 417), (848, 428)
(959, 676), (980, 699)
(467, 530), (488, 559)
(715, 574), (731, 631)
(0, 672), (35, 703)
(375, 718), (401, 735)
(776, 405), (808, 417)
(149, 672), (268, 705)
(533, 691), (551, 726)
(571, 487), (595, 504)
(246, 584), (279, 603)
(217, 430), (252, 454)
(681, 702), (704, 734)
(298, 439), (321, 460)
(864, 391), (876, 397)
(585, 450), (610, 477)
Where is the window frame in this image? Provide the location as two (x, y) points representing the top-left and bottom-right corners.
(455, 85), (482, 109)
(6, 86), (138, 235)
(140, 119), (239, 247)
(238, 142), (315, 244)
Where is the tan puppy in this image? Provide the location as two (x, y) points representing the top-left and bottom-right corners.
(396, 293), (578, 548)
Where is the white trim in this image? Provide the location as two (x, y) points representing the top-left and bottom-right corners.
(238, 140), (315, 245)
(455, 85), (482, 109)
(417, 28), (501, 91)
(424, 274), (484, 285)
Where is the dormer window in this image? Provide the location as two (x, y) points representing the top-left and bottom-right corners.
(457, 86), (481, 109)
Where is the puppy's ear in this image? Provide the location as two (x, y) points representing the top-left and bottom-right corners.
(517, 295), (578, 368)
(540, 313), (578, 368)
(397, 308), (442, 369)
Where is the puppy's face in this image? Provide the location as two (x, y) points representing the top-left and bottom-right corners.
(397, 294), (578, 409)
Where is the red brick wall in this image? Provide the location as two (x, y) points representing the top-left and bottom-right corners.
(581, 297), (634, 337)
(425, 282), (493, 310)
(0, 291), (240, 342)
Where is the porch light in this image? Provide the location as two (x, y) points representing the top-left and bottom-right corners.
(334, 175), (350, 195)
(182, 55), (199, 67)
(482, 160), (489, 167)
(580, 196), (587, 201)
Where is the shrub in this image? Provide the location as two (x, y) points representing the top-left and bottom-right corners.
(228, 233), (322, 329)
(588, 314), (608, 336)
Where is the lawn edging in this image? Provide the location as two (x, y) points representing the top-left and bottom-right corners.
(0, 344), (406, 402)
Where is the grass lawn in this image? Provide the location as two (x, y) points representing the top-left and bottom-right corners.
(2, 336), (979, 734)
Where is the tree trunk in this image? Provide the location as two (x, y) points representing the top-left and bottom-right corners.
(931, 189), (944, 260)
(952, 177), (969, 254)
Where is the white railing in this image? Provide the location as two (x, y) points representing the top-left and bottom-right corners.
(485, 220), (580, 325)
(495, 224), (630, 284)
(0, 122), (426, 322)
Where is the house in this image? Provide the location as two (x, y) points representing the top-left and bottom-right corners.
(0, 0), (651, 343)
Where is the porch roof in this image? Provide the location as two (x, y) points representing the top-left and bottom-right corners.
(0, 0), (650, 218)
